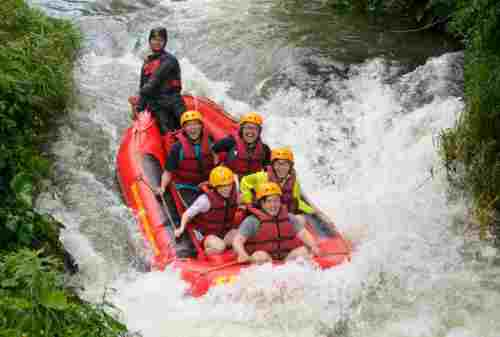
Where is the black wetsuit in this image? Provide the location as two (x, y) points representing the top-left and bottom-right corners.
(137, 50), (186, 133)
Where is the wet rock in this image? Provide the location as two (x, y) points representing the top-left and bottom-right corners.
(395, 51), (464, 113)
(253, 52), (349, 105)
(480, 246), (498, 259)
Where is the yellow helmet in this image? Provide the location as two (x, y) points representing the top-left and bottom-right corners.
(239, 112), (263, 126)
(209, 166), (234, 187)
(180, 110), (203, 126)
(271, 147), (294, 162)
(255, 182), (282, 201)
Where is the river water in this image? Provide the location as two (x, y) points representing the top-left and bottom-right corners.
(32, 1), (500, 336)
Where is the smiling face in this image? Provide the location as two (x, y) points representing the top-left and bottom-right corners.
(272, 159), (292, 179)
(240, 123), (260, 144)
(149, 36), (165, 52)
(216, 184), (233, 198)
(183, 120), (203, 141)
(261, 195), (281, 216)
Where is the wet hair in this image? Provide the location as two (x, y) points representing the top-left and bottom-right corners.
(148, 27), (168, 48)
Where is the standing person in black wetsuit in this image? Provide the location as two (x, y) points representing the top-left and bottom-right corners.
(137, 27), (186, 133)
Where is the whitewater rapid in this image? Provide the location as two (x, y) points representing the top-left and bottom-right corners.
(34, 1), (500, 336)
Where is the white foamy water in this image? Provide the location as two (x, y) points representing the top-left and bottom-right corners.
(33, 2), (500, 337)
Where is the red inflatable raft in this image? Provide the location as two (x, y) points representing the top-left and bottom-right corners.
(116, 95), (352, 297)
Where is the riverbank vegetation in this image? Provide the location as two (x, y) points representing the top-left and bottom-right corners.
(0, 0), (126, 335)
(440, 0), (500, 245)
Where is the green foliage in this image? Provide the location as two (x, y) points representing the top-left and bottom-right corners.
(0, 0), (80, 249)
(0, 250), (126, 337)
(0, 1), (129, 335)
(449, 0), (500, 48)
(440, 0), (500, 240)
(0, 0), (80, 178)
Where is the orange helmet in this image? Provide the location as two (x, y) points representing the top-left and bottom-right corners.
(255, 182), (282, 201)
(239, 112), (263, 126)
(180, 110), (203, 126)
(271, 147), (294, 162)
(209, 166), (234, 187)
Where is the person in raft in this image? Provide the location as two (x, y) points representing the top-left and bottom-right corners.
(232, 182), (321, 264)
(240, 147), (314, 214)
(159, 110), (215, 206)
(211, 112), (271, 179)
(136, 27), (186, 133)
(241, 147), (337, 235)
(174, 166), (240, 255)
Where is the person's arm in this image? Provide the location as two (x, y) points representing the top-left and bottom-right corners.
(212, 150), (219, 166)
(301, 192), (337, 233)
(212, 136), (236, 153)
(232, 233), (251, 263)
(160, 171), (172, 194)
(233, 216), (259, 262)
(232, 174), (242, 205)
(293, 180), (315, 214)
(297, 228), (321, 256)
(140, 57), (176, 97)
(240, 171), (267, 204)
(262, 144), (271, 167)
(158, 144), (180, 194)
(175, 195), (211, 237)
(289, 213), (321, 256)
(136, 72), (147, 112)
(139, 63), (146, 89)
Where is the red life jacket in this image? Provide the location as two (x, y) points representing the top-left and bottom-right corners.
(142, 55), (182, 91)
(226, 133), (265, 177)
(193, 183), (238, 237)
(172, 131), (215, 185)
(266, 166), (298, 214)
(245, 205), (303, 260)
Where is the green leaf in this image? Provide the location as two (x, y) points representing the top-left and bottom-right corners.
(5, 214), (19, 232)
(17, 222), (34, 245)
(10, 172), (33, 207)
(40, 290), (68, 310)
(1, 278), (18, 288)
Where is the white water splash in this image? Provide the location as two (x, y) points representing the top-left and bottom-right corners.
(34, 4), (500, 336)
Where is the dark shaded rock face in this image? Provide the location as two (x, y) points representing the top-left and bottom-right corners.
(253, 52), (350, 106)
(394, 52), (464, 113)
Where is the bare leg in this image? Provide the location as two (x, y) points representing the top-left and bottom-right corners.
(285, 246), (310, 261)
(223, 229), (238, 248)
(204, 235), (226, 255)
(251, 251), (272, 264)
